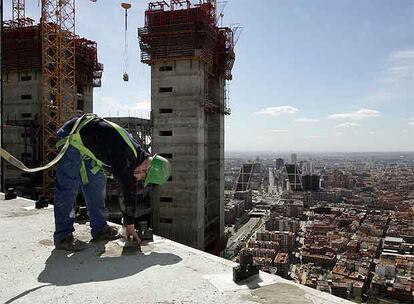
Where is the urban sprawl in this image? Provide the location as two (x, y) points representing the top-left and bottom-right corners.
(224, 153), (414, 303)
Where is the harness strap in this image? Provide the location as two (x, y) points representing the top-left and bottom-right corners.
(102, 118), (137, 158)
(57, 114), (137, 184)
(0, 113), (89, 173)
(56, 114), (103, 184)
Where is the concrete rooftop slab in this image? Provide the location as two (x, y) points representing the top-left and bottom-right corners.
(0, 197), (352, 304)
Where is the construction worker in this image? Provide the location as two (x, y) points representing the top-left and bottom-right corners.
(53, 114), (170, 251)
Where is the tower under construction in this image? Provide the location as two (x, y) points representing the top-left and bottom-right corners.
(138, 0), (235, 253)
(1, 17), (103, 197)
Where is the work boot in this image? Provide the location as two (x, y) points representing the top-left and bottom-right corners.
(92, 225), (121, 242)
(55, 234), (88, 252)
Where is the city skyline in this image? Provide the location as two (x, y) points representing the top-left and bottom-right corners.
(7, 0), (414, 152)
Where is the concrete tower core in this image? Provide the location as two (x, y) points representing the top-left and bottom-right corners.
(138, 0), (235, 254)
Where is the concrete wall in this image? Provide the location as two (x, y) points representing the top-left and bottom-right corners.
(2, 68), (94, 192)
(3, 125), (32, 182)
(204, 77), (225, 250)
(3, 70), (42, 121)
(151, 59), (225, 251)
(78, 85), (93, 114)
(2, 70), (42, 188)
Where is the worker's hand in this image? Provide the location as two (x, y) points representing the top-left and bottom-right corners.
(125, 224), (142, 246)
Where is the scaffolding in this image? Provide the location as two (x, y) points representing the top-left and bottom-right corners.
(139, 0), (234, 79)
(138, 0), (235, 115)
(2, 22), (41, 71)
(2, 24), (103, 87)
(75, 38), (104, 88)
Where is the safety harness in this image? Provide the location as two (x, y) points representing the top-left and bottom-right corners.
(0, 114), (138, 185)
(56, 114), (138, 184)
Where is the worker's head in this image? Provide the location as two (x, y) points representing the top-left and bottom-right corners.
(133, 158), (151, 182)
(133, 154), (171, 187)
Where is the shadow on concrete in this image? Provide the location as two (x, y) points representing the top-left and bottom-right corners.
(236, 274), (263, 289)
(37, 245), (182, 286)
(4, 285), (52, 304)
(4, 242), (182, 303)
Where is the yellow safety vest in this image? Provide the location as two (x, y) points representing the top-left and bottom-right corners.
(56, 114), (138, 184)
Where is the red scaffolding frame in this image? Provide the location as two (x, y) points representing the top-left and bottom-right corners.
(2, 22), (103, 87)
(139, 0), (234, 79)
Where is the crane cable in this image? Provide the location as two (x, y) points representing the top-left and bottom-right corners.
(124, 13), (128, 73)
(121, 3), (131, 81)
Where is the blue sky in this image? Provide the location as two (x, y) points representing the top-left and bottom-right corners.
(6, 0), (414, 152)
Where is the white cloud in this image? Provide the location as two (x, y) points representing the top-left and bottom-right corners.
(369, 49), (414, 103)
(255, 106), (298, 116)
(269, 129), (288, 133)
(369, 131), (376, 135)
(294, 118), (320, 123)
(308, 135), (326, 139)
(389, 49), (414, 68)
(389, 50), (414, 62)
(328, 109), (381, 120)
(384, 50), (414, 83)
(409, 122), (414, 126)
(335, 122), (360, 128)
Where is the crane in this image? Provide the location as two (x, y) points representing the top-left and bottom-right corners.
(216, 1), (227, 26)
(41, 0), (97, 200)
(12, 0), (25, 21)
(9, 0), (123, 201)
(11, 0), (34, 27)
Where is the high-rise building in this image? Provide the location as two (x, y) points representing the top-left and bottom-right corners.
(138, 1), (236, 253)
(284, 163), (302, 191)
(302, 174), (320, 191)
(302, 161), (313, 175)
(275, 158), (284, 171)
(268, 168), (275, 194)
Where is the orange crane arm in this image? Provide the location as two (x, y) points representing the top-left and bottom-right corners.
(40, 0), (98, 200)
